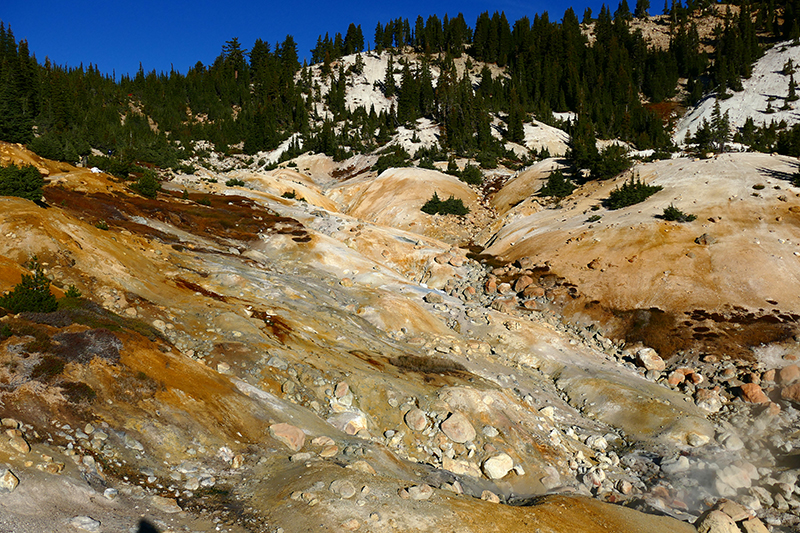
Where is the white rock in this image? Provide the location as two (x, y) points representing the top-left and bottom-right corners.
(0, 469), (19, 492)
(482, 453), (514, 480)
(70, 516), (101, 532)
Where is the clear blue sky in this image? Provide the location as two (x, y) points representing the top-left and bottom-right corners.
(2, 0), (633, 79)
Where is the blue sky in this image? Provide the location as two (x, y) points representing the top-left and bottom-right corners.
(2, 0), (635, 78)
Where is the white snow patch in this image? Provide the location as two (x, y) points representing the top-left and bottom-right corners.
(675, 40), (800, 145)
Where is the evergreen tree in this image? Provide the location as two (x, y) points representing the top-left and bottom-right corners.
(710, 101), (730, 153)
(635, 0), (650, 18)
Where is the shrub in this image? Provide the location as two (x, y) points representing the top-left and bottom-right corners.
(605, 175), (662, 210)
(226, 178), (245, 187)
(590, 144), (631, 180)
(0, 261), (58, 313)
(95, 220), (109, 230)
(373, 146), (411, 175)
(0, 164), (44, 202)
(460, 164), (483, 185)
(281, 190), (305, 202)
(662, 204), (696, 222)
(418, 157), (436, 170)
(31, 355), (64, 381)
(131, 170), (161, 199)
(421, 192), (470, 216)
(60, 381), (97, 403)
(538, 170), (575, 198)
(197, 197), (212, 206)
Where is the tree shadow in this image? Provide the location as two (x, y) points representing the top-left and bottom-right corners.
(757, 160), (799, 183)
(138, 520), (160, 533)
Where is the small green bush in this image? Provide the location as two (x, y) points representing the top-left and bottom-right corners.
(226, 178), (245, 187)
(538, 170), (575, 198)
(0, 164), (44, 202)
(373, 146), (411, 175)
(606, 175), (663, 210)
(0, 262), (58, 313)
(587, 214), (602, 222)
(460, 164), (483, 185)
(197, 197), (212, 206)
(95, 220), (109, 230)
(421, 192), (470, 216)
(662, 204), (696, 222)
(590, 144), (631, 180)
(131, 170), (161, 199)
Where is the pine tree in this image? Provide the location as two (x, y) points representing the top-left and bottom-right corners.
(788, 74), (799, 103)
(635, 0), (650, 18)
(710, 101), (730, 153)
(383, 55), (396, 97)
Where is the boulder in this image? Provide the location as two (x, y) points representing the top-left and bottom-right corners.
(406, 484), (434, 500)
(440, 412), (476, 443)
(779, 364), (800, 385)
(636, 348), (665, 372)
(482, 453), (514, 480)
(781, 382), (800, 404)
(739, 383), (770, 404)
(0, 469), (19, 492)
(404, 408), (429, 431)
(70, 516), (101, 532)
(695, 510), (738, 533)
(442, 456), (482, 478)
(513, 275), (534, 293)
(269, 423), (306, 452)
(330, 479), (357, 499)
(327, 410), (368, 436)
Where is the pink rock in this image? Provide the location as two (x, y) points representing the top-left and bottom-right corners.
(667, 371), (685, 387)
(513, 275), (534, 293)
(522, 285), (545, 298)
(404, 408), (428, 431)
(779, 364), (800, 385)
(781, 383), (800, 404)
(269, 423), (305, 452)
(636, 348), (665, 372)
(762, 369), (776, 382)
(485, 278), (497, 294)
(440, 412), (476, 443)
(497, 282), (513, 294)
(739, 383), (770, 404)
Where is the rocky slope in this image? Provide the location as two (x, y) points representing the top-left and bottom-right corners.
(1, 136), (800, 533)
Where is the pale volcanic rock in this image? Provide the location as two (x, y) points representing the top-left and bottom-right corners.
(442, 456), (482, 478)
(440, 412), (476, 444)
(7, 435), (30, 454)
(150, 495), (183, 514)
(695, 510), (739, 533)
(70, 516), (101, 532)
(329, 479), (357, 499)
(636, 348), (665, 372)
(404, 408), (429, 432)
(0, 469), (19, 492)
(327, 410), (368, 436)
(483, 453), (515, 480)
(406, 484), (434, 500)
(740, 518), (771, 533)
(269, 423), (306, 452)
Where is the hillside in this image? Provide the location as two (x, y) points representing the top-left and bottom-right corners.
(4, 4), (800, 533)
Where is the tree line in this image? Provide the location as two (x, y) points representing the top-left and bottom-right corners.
(0, 0), (799, 178)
